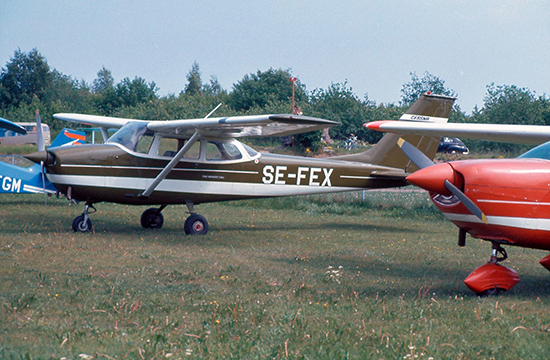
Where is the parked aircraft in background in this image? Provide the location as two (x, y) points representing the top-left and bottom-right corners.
(0, 121), (51, 146)
(0, 111), (85, 195)
(25, 93), (455, 235)
(366, 119), (550, 295)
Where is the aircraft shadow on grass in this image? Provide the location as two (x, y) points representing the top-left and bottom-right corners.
(272, 254), (550, 298)
(215, 220), (408, 234)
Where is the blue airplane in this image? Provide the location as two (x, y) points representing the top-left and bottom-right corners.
(0, 113), (85, 194)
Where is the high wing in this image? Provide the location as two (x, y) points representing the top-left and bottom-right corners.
(54, 113), (338, 139)
(365, 121), (550, 145)
(53, 113), (131, 128)
(0, 116), (26, 134)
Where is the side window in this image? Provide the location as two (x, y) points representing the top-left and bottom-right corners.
(183, 141), (201, 160)
(205, 142), (222, 160)
(158, 137), (179, 157)
(135, 134), (154, 154)
(206, 141), (244, 161)
(222, 143), (243, 160)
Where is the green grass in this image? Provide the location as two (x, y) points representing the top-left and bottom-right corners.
(1, 193), (550, 359)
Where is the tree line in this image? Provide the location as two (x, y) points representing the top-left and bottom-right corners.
(1, 48), (550, 153)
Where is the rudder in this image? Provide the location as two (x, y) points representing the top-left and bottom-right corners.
(335, 93), (456, 173)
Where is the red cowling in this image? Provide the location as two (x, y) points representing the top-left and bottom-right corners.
(540, 254), (550, 272)
(406, 163), (457, 195)
(464, 263), (520, 294)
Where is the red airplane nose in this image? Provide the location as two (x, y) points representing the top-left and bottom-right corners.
(406, 163), (458, 195)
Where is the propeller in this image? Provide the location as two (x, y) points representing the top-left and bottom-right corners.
(36, 109), (47, 204)
(398, 138), (487, 224)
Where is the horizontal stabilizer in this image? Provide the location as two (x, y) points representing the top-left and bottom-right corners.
(366, 121), (550, 145)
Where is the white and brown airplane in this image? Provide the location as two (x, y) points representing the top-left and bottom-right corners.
(25, 93), (455, 235)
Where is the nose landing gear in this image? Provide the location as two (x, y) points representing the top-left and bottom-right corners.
(72, 203), (95, 233)
(464, 242), (520, 296)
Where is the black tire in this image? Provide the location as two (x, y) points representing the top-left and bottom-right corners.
(72, 215), (92, 233)
(184, 214), (208, 235)
(478, 287), (504, 297)
(141, 208), (164, 229)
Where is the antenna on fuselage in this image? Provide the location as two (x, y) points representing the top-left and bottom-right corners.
(204, 103), (222, 119)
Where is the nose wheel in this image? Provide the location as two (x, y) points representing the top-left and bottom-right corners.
(72, 203), (95, 233)
(464, 242), (520, 296)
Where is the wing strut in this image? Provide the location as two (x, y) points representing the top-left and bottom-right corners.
(140, 131), (201, 198)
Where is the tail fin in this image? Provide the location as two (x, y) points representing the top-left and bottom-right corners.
(50, 128), (86, 148)
(334, 93), (455, 173)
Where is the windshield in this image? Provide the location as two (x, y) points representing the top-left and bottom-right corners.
(106, 122), (149, 151)
(518, 141), (550, 160)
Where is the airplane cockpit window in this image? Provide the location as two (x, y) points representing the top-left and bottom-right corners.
(107, 122), (153, 153)
(154, 137), (253, 162)
(242, 143), (259, 157)
(518, 141), (550, 160)
(156, 137), (200, 159)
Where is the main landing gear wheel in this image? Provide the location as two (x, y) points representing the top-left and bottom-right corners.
(72, 203), (95, 233)
(184, 214), (209, 235)
(141, 208), (164, 229)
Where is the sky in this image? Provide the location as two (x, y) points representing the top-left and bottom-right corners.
(1, 0), (550, 114)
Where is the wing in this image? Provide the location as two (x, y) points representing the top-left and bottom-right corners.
(54, 113), (338, 138)
(0, 117), (26, 134)
(365, 121), (550, 145)
(148, 114), (337, 138)
(53, 113), (135, 128)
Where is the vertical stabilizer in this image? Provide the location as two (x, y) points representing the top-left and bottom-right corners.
(334, 93), (455, 173)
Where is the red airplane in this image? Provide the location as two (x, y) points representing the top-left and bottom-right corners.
(366, 119), (550, 295)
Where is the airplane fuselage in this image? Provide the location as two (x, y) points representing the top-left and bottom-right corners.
(42, 143), (407, 206)
(426, 159), (550, 251)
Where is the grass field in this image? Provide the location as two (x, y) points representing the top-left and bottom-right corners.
(1, 191), (550, 359)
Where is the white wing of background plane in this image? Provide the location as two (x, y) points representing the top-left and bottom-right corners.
(54, 113), (338, 139)
(54, 113), (138, 128)
(365, 121), (550, 145)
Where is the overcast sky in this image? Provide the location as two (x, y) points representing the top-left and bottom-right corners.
(2, 0), (549, 114)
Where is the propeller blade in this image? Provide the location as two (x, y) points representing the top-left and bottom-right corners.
(444, 179), (487, 224)
(35, 109), (47, 203)
(41, 160), (47, 205)
(397, 138), (435, 170)
(36, 109), (45, 152)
